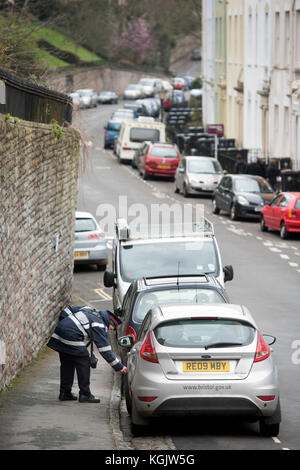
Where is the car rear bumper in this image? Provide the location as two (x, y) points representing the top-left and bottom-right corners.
(74, 246), (107, 264)
(285, 219), (300, 232)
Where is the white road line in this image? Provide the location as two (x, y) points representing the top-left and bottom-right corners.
(280, 254), (290, 259)
(269, 247), (281, 252)
(289, 262), (299, 267)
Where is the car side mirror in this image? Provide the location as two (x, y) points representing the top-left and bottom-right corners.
(103, 271), (116, 288)
(223, 265), (234, 282)
(118, 335), (135, 348)
(263, 335), (276, 346)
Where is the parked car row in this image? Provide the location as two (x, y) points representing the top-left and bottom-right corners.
(102, 218), (280, 437)
(68, 88), (118, 109)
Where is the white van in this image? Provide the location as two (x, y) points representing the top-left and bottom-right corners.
(115, 118), (166, 163)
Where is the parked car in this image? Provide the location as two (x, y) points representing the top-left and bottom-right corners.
(123, 103), (148, 118)
(175, 156), (223, 197)
(181, 75), (195, 89)
(118, 303), (280, 436)
(74, 211), (107, 270)
(123, 84), (145, 100)
(104, 120), (122, 149)
(161, 80), (173, 92)
(137, 78), (162, 97)
(103, 217), (234, 309)
(212, 174), (275, 221)
(191, 47), (202, 60)
(111, 109), (135, 121)
(137, 142), (181, 180)
(163, 90), (186, 111)
(260, 192), (300, 239)
(68, 92), (81, 108)
(171, 77), (188, 91)
(115, 275), (230, 364)
(190, 88), (202, 98)
(98, 91), (118, 104)
(76, 89), (98, 108)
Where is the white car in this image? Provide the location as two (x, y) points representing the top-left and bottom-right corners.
(74, 211), (107, 270)
(118, 303), (281, 437)
(104, 218), (233, 309)
(76, 89), (98, 108)
(123, 84), (145, 100)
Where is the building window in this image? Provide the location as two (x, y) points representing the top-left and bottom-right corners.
(284, 11), (290, 66)
(275, 12), (280, 66)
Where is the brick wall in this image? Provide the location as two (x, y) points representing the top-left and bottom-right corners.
(0, 114), (80, 390)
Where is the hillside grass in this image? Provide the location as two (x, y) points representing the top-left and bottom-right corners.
(32, 27), (101, 63)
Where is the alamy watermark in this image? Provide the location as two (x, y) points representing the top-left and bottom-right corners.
(96, 196), (206, 238)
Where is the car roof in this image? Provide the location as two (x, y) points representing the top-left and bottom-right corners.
(135, 275), (223, 291)
(152, 304), (256, 327)
(75, 211), (95, 219)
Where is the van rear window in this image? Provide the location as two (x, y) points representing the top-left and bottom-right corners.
(130, 128), (160, 142)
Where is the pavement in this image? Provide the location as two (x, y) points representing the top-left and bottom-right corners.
(0, 292), (175, 451)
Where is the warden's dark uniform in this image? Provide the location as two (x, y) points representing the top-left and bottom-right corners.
(47, 306), (124, 397)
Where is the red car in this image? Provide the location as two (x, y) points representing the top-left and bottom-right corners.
(171, 77), (188, 91)
(138, 142), (181, 180)
(260, 192), (300, 239)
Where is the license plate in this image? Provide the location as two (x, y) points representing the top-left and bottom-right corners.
(74, 251), (89, 259)
(157, 164), (171, 169)
(254, 206), (262, 212)
(183, 361), (230, 372)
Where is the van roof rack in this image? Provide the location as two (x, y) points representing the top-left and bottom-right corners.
(114, 218), (214, 241)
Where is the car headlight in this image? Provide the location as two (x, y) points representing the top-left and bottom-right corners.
(237, 195), (249, 205)
(189, 178), (198, 185)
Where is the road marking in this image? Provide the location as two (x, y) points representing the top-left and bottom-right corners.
(269, 247), (281, 252)
(280, 254), (290, 259)
(289, 262), (299, 267)
(94, 288), (112, 301)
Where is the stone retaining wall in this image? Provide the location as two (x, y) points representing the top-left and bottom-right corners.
(0, 114), (80, 390)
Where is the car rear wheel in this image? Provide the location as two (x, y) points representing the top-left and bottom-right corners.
(212, 198), (220, 214)
(230, 203), (238, 221)
(259, 421), (280, 437)
(260, 216), (268, 232)
(183, 183), (189, 198)
(280, 222), (289, 239)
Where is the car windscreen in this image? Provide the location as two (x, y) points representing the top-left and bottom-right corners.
(133, 288), (226, 323)
(120, 240), (219, 282)
(234, 177), (273, 193)
(107, 122), (121, 131)
(154, 318), (255, 348)
(130, 128), (160, 142)
(75, 218), (96, 232)
(188, 159), (222, 174)
(149, 147), (178, 158)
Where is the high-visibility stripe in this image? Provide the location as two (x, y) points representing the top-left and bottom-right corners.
(98, 346), (111, 352)
(110, 358), (119, 367)
(52, 333), (88, 347)
(69, 314), (88, 337)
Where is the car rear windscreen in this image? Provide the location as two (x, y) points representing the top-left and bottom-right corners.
(154, 318), (255, 348)
(130, 128), (160, 142)
(150, 147), (178, 158)
(75, 218), (96, 232)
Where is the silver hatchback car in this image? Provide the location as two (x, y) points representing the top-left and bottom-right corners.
(119, 303), (281, 436)
(74, 211), (107, 270)
(175, 156), (224, 197)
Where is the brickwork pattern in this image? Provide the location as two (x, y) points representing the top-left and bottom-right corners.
(0, 114), (80, 390)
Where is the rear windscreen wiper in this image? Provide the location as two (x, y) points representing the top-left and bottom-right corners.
(204, 342), (243, 350)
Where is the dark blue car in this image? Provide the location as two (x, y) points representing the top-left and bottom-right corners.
(104, 120), (122, 149)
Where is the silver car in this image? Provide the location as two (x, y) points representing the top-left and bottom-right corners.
(123, 84), (144, 100)
(76, 89), (98, 108)
(175, 156), (224, 197)
(74, 211), (107, 270)
(119, 303), (281, 437)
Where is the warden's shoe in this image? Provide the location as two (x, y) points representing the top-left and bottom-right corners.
(59, 392), (78, 401)
(79, 394), (100, 403)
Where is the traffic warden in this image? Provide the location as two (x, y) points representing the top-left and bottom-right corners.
(47, 305), (127, 403)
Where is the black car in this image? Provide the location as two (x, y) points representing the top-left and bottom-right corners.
(114, 275), (230, 365)
(212, 174), (275, 221)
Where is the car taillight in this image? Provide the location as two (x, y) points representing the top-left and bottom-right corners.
(88, 233), (103, 239)
(140, 331), (158, 363)
(257, 395), (275, 401)
(254, 331), (270, 362)
(288, 210), (297, 218)
(105, 131), (109, 137)
(125, 325), (137, 344)
(138, 396), (157, 402)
